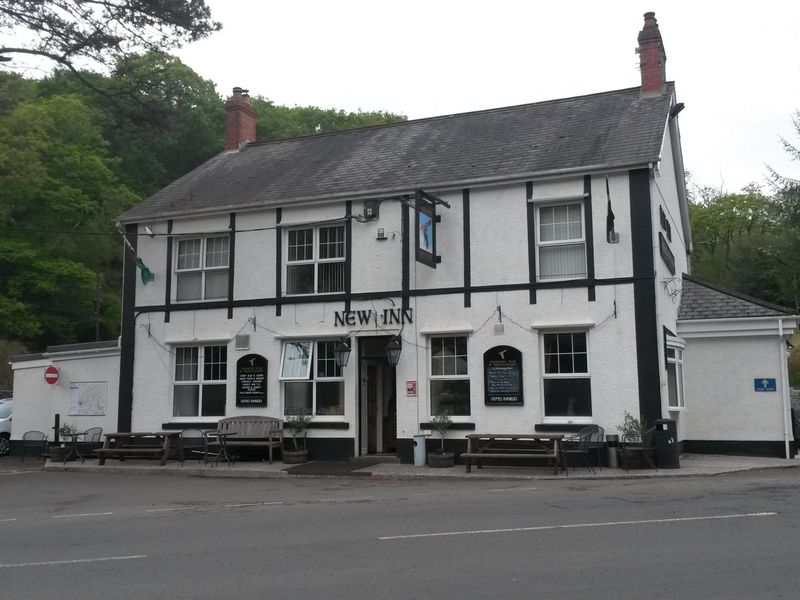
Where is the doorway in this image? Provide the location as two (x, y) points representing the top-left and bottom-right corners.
(358, 336), (397, 456)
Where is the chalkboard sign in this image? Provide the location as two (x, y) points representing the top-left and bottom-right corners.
(236, 354), (267, 407)
(484, 345), (524, 405)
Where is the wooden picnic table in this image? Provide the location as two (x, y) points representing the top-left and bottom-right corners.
(96, 431), (184, 466)
(462, 433), (565, 474)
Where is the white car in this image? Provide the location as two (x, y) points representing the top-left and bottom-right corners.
(0, 399), (12, 456)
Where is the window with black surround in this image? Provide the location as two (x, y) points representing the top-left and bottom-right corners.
(430, 336), (470, 416)
(666, 337), (686, 409)
(286, 225), (346, 295)
(175, 236), (229, 301)
(536, 203), (587, 280)
(173, 345), (227, 417)
(542, 332), (591, 417)
(280, 341), (344, 416)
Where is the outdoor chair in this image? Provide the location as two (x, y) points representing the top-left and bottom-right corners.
(180, 428), (208, 465)
(561, 426), (595, 475)
(76, 427), (103, 463)
(620, 425), (657, 471)
(21, 430), (48, 462)
(588, 425), (605, 469)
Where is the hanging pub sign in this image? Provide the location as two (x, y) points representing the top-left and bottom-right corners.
(415, 190), (439, 268)
(236, 354), (267, 407)
(484, 345), (524, 406)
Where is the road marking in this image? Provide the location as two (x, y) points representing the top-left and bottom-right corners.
(0, 469), (42, 475)
(52, 512), (113, 519)
(487, 486), (539, 493)
(379, 511), (778, 540)
(0, 555), (147, 568)
(224, 501), (284, 508)
(146, 507), (195, 512)
(0, 518), (17, 522)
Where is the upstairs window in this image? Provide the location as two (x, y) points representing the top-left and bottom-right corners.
(176, 236), (229, 301)
(286, 225), (345, 295)
(537, 203), (587, 280)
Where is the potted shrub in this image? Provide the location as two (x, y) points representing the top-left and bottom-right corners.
(427, 412), (454, 468)
(283, 415), (312, 464)
(616, 411), (654, 469)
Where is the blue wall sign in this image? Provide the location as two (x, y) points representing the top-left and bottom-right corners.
(754, 378), (777, 392)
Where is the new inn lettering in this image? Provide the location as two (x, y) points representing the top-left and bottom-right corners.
(334, 308), (413, 327)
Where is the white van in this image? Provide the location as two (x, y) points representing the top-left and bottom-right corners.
(0, 398), (12, 455)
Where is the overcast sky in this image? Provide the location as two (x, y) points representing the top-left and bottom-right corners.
(171, 1), (800, 194)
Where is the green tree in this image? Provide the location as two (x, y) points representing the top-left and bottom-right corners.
(0, 1), (219, 76)
(0, 94), (138, 348)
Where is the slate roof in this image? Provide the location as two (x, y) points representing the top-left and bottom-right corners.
(678, 275), (794, 320)
(119, 84), (675, 222)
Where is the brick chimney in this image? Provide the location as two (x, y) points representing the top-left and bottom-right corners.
(225, 87), (257, 150)
(637, 12), (666, 95)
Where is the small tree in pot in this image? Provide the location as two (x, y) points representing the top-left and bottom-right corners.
(427, 411), (454, 468)
(283, 414), (312, 464)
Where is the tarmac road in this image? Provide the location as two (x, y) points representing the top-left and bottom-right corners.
(1, 466), (799, 599)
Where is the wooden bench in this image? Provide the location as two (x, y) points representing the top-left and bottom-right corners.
(462, 433), (564, 474)
(213, 416), (283, 463)
(97, 432), (183, 466)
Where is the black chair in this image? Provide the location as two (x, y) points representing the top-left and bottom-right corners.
(561, 426), (595, 475)
(588, 425), (605, 469)
(620, 425), (657, 471)
(180, 428), (208, 465)
(21, 430), (48, 462)
(76, 427), (103, 463)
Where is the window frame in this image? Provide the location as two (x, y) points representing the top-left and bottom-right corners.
(540, 330), (592, 422)
(535, 201), (588, 282)
(285, 225), (346, 296)
(666, 336), (686, 410)
(429, 335), (471, 417)
(172, 344), (228, 419)
(279, 340), (345, 417)
(174, 235), (230, 302)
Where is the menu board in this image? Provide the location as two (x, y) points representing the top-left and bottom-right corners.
(484, 346), (523, 405)
(236, 354), (267, 407)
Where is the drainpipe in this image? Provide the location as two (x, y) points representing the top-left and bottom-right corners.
(778, 319), (792, 459)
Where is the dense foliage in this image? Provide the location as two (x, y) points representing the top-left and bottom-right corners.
(0, 58), (405, 356)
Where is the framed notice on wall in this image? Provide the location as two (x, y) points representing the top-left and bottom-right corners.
(483, 346), (524, 406)
(236, 354), (267, 407)
(68, 381), (108, 416)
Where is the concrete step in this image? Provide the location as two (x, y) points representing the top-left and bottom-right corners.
(351, 454), (400, 464)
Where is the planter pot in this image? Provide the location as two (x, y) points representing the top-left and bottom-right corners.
(283, 449), (308, 464)
(48, 446), (69, 462)
(427, 451), (454, 468)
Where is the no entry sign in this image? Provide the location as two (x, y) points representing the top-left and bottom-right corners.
(44, 365), (59, 385)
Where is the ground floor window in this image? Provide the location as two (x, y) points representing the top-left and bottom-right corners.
(173, 345), (227, 417)
(542, 331), (591, 417)
(666, 337), (686, 409)
(280, 340), (344, 416)
(429, 335), (470, 416)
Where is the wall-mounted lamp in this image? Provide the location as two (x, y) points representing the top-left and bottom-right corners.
(333, 338), (351, 368)
(385, 335), (402, 366)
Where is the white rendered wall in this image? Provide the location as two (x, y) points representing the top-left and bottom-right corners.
(10, 350), (120, 441)
(681, 335), (785, 441)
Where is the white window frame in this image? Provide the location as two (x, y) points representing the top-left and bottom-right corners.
(540, 330), (592, 423)
(666, 336), (686, 410)
(535, 201), (587, 281)
(175, 235), (230, 301)
(172, 344), (228, 418)
(429, 335), (471, 417)
(279, 340), (345, 416)
(285, 225), (346, 296)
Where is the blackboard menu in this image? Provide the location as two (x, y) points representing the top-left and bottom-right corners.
(236, 354), (267, 407)
(484, 345), (523, 405)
